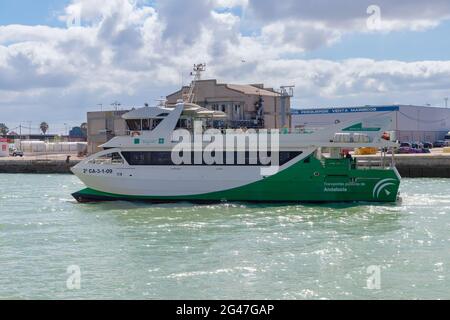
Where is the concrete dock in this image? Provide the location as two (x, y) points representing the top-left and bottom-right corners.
(1, 153), (450, 177)
(0, 155), (82, 174)
(355, 154), (450, 178)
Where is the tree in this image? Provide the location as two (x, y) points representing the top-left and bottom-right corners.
(80, 122), (88, 138)
(40, 122), (49, 135)
(0, 123), (8, 136)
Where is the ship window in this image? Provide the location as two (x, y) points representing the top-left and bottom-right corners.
(126, 119), (141, 131)
(151, 119), (163, 130)
(156, 113), (170, 117)
(279, 151), (303, 165)
(120, 151), (302, 166)
(122, 152), (172, 166)
(176, 119), (189, 129)
(152, 152), (173, 165)
(142, 119), (150, 131)
(88, 152), (124, 165)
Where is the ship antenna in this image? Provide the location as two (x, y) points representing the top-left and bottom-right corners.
(185, 63), (206, 104)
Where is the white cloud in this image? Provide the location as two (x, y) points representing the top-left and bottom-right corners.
(245, 0), (450, 47)
(0, 0), (450, 126)
(214, 0), (248, 8)
(247, 0), (450, 29)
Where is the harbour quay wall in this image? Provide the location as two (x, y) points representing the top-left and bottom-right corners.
(0, 156), (450, 178)
(356, 155), (450, 178)
(0, 159), (80, 174)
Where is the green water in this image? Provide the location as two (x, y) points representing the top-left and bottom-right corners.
(0, 174), (449, 300)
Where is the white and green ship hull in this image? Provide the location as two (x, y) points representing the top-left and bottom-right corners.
(72, 153), (401, 203)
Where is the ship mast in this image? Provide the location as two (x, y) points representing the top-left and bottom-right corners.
(185, 63), (206, 103)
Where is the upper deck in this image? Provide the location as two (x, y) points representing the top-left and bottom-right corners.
(100, 100), (399, 151)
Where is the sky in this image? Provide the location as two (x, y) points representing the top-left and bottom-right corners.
(1, 0), (450, 134)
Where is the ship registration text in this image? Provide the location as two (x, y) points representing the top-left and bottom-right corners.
(83, 168), (114, 175)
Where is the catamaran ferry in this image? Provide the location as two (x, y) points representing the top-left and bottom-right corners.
(71, 100), (401, 203)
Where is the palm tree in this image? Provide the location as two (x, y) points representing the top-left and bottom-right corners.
(0, 123), (8, 136)
(40, 122), (49, 135)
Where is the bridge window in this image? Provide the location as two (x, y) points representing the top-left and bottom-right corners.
(156, 113), (170, 117)
(151, 119), (163, 130)
(142, 119), (150, 131)
(88, 152), (124, 165)
(126, 119), (141, 131)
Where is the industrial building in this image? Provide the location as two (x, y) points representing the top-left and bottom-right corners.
(87, 110), (129, 154)
(292, 105), (450, 143)
(166, 79), (292, 129)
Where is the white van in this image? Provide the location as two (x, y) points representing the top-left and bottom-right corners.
(445, 131), (450, 146)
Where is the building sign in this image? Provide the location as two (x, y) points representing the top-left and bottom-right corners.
(292, 106), (400, 115)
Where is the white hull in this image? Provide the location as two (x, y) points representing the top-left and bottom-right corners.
(72, 148), (314, 196)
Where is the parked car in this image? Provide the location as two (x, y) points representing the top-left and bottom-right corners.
(422, 142), (433, 149)
(394, 146), (430, 154)
(445, 132), (450, 146)
(9, 149), (24, 157)
(399, 142), (411, 148)
(433, 140), (446, 148)
(411, 142), (424, 149)
(397, 147), (417, 154)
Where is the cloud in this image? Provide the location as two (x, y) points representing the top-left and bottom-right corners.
(238, 59), (450, 107)
(0, 0), (450, 126)
(244, 0), (450, 49)
(247, 0), (450, 29)
(0, 41), (78, 91)
(214, 0), (248, 8)
(157, 0), (217, 45)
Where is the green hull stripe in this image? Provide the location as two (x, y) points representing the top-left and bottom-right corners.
(73, 157), (400, 203)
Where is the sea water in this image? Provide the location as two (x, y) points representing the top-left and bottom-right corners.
(0, 174), (449, 299)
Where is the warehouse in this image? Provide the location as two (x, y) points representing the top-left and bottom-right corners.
(292, 105), (450, 143)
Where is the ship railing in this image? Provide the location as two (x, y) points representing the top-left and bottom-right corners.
(354, 152), (396, 170)
(122, 128), (319, 136)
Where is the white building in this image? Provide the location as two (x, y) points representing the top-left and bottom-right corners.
(292, 105), (450, 142)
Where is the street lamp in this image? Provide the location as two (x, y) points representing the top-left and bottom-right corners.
(111, 101), (121, 111)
